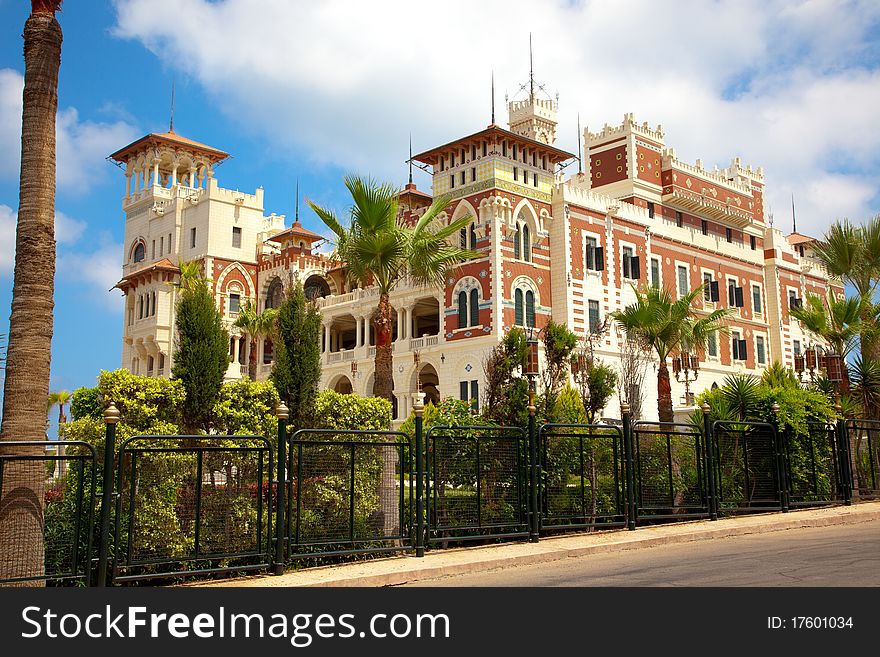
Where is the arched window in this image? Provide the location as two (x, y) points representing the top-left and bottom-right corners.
(514, 225), (521, 259)
(151, 291), (156, 317)
(515, 289), (524, 326)
(304, 274), (331, 300)
(522, 224), (531, 262)
(132, 242), (145, 263)
(469, 288), (479, 327)
(458, 291), (468, 329)
(460, 224), (477, 253)
(525, 290), (536, 328)
(266, 278), (284, 309)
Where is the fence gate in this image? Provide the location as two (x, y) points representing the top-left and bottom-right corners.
(846, 420), (880, 499)
(111, 435), (274, 583)
(538, 424), (626, 531)
(285, 430), (412, 560)
(426, 426), (528, 543)
(0, 441), (96, 586)
(712, 421), (784, 513)
(784, 423), (844, 507)
(633, 422), (710, 521)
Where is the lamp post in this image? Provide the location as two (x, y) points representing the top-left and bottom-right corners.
(525, 326), (540, 542)
(672, 351), (700, 406)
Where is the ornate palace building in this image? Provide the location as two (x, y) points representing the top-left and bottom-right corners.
(111, 80), (842, 421)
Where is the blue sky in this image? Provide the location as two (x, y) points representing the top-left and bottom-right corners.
(0, 0), (878, 433)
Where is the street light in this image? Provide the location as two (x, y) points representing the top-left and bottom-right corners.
(672, 350), (699, 406)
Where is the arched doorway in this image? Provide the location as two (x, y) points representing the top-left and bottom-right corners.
(333, 376), (353, 394)
(417, 364), (440, 406)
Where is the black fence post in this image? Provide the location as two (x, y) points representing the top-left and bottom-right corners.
(527, 376), (539, 542)
(413, 392), (426, 557)
(96, 403), (119, 587)
(701, 403), (718, 521)
(274, 402), (289, 576)
(621, 403), (637, 530)
(835, 400), (852, 505)
(772, 403), (790, 512)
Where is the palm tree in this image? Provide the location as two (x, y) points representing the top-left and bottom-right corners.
(233, 301), (278, 381)
(790, 291), (861, 394)
(611, 285), (732, 423)
(811, 216), (880, 358)
(0, 0), (63, 585)
(309, 176), (474, 401)
(47, 390), (72, 428)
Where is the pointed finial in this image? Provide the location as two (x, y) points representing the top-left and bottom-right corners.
(529, 33), (535, 102)
(577, 113), (582, 174)
(408, 133), (413, 185)
(169, 80), (175, 133)
(491, 71), (495, 125)
(295, 178), (300, 223)
(791, 193), (797, 234)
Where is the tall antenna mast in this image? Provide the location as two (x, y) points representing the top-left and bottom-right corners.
(408, 133), (413, 185)
(295, 178), (300, 223)
(169, 80), (175, 133)
(791, 193), (797, 233)
(491, 71), (495, 125)
(577, 113), (582, 174)
(529, 33), (534, 102)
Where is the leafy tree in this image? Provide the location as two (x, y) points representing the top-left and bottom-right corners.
(611, 285), (732, 423)
(212, 379), (280, 441)
(309, 176), (473, 401)
(760, 362), (799, 390)
(572, 327), (618, 424)
(720, 373), (761, 421)
(270, 278), (322, 430)
(482, 327), (530, 428)
(539, 321), (578, 420)
(172, 261), (230, 433)
(0, 0), (64, 584)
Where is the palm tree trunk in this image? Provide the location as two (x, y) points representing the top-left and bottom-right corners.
(248, 338), (257, 381)
(0, 1), (62, 586)
(372, 293), (394, 401)
(657, 360), (674, 423)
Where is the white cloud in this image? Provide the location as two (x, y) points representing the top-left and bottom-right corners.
(57, 236), (124, 313)
(0, 68), (139, 193)
(112, 0), (880, 235)
(0, 205), (85, 274)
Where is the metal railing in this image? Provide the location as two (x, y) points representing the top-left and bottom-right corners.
(0, 441), (96, 586)
(845, 420), (880, 499)
(425, 426), (528, 543)
(538, 424), (627, 531)
(284, 429), (412, 560)
(712, 421), (785, 513)
(109, 435), (274, 584)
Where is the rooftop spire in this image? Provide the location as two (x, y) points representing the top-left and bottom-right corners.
(295, 178), (300, 224)
(169, 79), (175, 133)
(791, 193), (797, 233)
(409, 133), (413, 185)
(529, 33), (534, 102)
(577, 113), (582, 174)
(491, 70), (495, 125)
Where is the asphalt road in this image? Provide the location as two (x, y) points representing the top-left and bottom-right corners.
(406, 521), (880, 586)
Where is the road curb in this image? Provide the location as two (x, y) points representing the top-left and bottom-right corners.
(198, 503), (880, 588)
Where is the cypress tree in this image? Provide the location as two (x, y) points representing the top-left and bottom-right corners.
(172, 262), (230, 433)
(271, 278), (322, 430)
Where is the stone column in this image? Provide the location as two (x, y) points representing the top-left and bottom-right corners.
(189, 167), (196, 188)
(355, 316), (362, 348)
(171, 164), (178, 188)
(125, 173), (132, 198)
(152, 160), (160, 188)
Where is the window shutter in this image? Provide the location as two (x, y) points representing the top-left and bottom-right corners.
(469, 288), (479, 327)
(710, 280), (720, 302)
(732, 338), (740, 360)
(739, 339), (748, 360)
(458, 291), (468, 328)
(526, 290), (536, 328)
(735, 286), (744, 308)
(515, 289), (524, 326)
(630, 256), (641, 280)
(595, 246), (604, 271)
